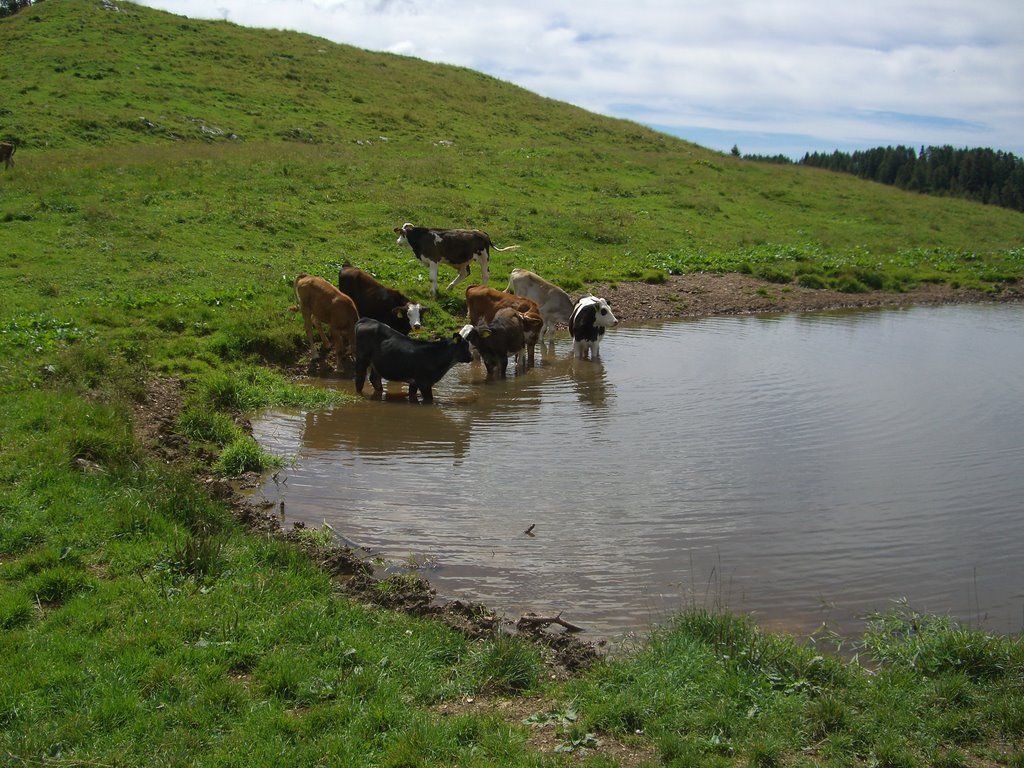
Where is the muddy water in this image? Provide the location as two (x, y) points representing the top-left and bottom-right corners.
(251, 303), (1024, 641)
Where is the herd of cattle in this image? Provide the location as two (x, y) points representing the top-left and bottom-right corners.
(291, 224), (619, 403)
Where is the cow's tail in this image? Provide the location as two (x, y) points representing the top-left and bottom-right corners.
(290, 273), (308, 313)
(492, 244), (520, 253)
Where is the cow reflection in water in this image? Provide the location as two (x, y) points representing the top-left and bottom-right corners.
(569, 358), (613, 410)
(300, 404), (471, 463)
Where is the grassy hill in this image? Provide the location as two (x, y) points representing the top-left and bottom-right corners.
(1, 3), (1022, 766)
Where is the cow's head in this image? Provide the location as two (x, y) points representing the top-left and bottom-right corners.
(395, 302), (426, 330)
(578, 296), (618, 328)
(451, 330), (474, 363)
(394, 222), (414, 247)
(520, 312), (544, 345)
(593, 298), (618, 328)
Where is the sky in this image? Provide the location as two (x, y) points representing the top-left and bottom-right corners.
(134, 0), (1024, 160)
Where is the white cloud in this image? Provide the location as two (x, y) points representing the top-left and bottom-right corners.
(135, 0), (1024, 157)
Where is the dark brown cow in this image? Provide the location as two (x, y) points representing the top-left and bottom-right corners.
(394, 223), (519, 298)
(464, 285), (543, 369)
(463, 307), (536, 379)
(290, 273), (360, 371)
(0, 142), (15, 171)
(337, 262), (424, 334)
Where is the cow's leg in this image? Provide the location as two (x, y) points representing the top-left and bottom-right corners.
(302, 311), (320, 358)
(369, 367), (383, 394)
(592, 339), (601, 359)
(445, 264), (471, 293)
(429, 261), (439, 299)
(419, 383), (434, 404)
(477, 251), (489, 286)
(407, 381), (420, 402)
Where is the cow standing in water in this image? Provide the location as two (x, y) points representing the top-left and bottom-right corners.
(505, 268), (575, 343)
(463, 307), (537, 379)
(353, 317), (473, 403)
(394, 223), (519, 298)
(568, 295), (618, 360)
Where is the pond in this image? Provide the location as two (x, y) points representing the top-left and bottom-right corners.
(250, 303), (1024, 641)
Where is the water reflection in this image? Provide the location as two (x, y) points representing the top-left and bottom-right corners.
(251, 305), (1024, 641)
(300, 403), (473, 463)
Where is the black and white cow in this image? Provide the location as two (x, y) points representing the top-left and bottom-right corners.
(568, 295), (618, 360)
(505, 268), (575, 343)
(338, 262), (424, 334)
(354, 317), (473, 403)
(394, 223), (519, 298)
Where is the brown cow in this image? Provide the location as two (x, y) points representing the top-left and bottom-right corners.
(0, 142), (15, 171)
(464, 284), (544, 369)
(463, 307), (536, 379)
(291, 273), (360, 371)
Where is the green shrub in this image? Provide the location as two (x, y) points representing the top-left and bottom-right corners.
(468, 635), (541, 694)
(0, 591), (33, 629)
(26, 565), (95, 603)
(176, 407), (241, 446)
(797, 273), (827, 289)
(214, 436), (282, 476)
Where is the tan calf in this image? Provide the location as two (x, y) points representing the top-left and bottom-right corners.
(291, 273), (359, 371)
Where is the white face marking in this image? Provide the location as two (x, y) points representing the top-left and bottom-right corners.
(591, 298), (618, 328)
(458, 324), (474, 339)
(406, 303), (424, 329)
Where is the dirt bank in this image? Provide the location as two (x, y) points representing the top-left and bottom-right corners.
(589, 272), (1023, 323)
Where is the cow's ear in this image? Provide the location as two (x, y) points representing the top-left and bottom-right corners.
(479, 328), (492, 339)
(392, 306), (406, 317)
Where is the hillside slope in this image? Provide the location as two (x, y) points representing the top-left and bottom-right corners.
(1, 0), (1022, 326)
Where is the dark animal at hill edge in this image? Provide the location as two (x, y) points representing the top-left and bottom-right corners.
(354, 317), (473, 403)
(505, 268), (575, 343)
(338, 262), (425, 334)
(569, 295), (618, 360)
(291, 273), (360, 371)
(0, 141), (15, 170)
(463, 307), (536, 379)
(394, 223), (520, 298)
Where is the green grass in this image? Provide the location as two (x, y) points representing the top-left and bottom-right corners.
(1, 1), (1023, 765)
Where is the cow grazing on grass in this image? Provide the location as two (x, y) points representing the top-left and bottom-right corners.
(568, 295), (618, 360)
(463, 307), (537, 379)
(291, 273), (360, 371)
(354, 317), (473, 403)
(338, 262), (424, 334)
(505, 268), (575, 343)
(464, 284), (544, 369)
(394, 223), (519, 298)
(0, 142), (15, 170)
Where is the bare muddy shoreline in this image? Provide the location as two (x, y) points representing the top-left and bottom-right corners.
(588, 272), (1023, 323)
